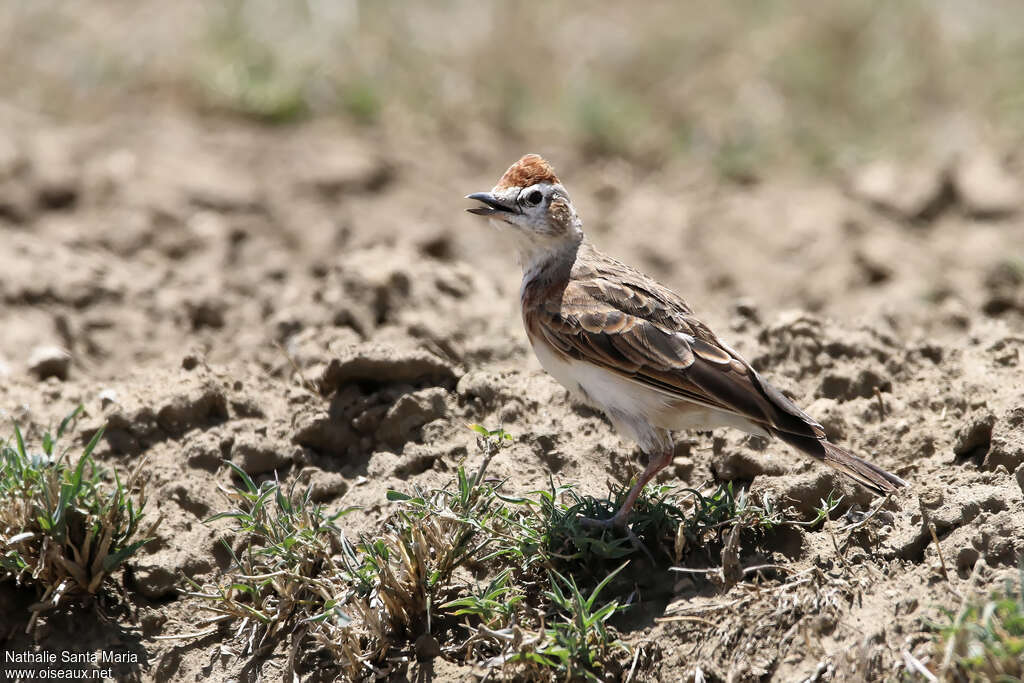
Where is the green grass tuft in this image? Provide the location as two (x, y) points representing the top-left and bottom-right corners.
(189, 423), (820, 680)
(0, 406), (157, 627)
(934, 562), (1024, 681)
(184, 463), (356, 654)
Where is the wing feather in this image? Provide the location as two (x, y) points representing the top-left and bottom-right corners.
(526, 263), (825, 441)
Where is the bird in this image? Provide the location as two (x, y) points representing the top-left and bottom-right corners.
(465, 153), (908, 529)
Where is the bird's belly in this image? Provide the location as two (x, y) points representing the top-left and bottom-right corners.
(530, 338), (768, 438)
(529, 339), (603, 406)
(530, 338), (686, 421)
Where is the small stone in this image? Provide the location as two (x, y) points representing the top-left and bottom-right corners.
(28, 345), (70, 381)
(230, 396), (264, 419)
(98, 388), (118, 407)
(291, 445), (310, 466)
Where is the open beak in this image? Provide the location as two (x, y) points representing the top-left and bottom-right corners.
(465, 192), (515, 216)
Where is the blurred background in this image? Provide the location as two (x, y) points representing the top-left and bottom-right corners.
(1, 0), (1023, 378)
(4, 1), (1024, 170)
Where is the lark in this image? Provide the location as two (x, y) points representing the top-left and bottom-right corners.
(466, 154), (908, 528)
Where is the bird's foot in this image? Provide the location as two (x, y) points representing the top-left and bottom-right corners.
(578, 514), (655, 564)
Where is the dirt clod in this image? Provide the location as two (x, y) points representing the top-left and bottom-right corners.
(130, 563), (179, 601)
(131, 545), (214, 600)
(848, 159), (950, 221)
(711, 437), (786, 481)
(954, 411), (997, 459)
(819, 367), (891, 401)
(231, 432), (291, 475)
(27, 345), (70, 380)
(318, 343), (457, 395)
(376, 388), (448, 446)
(952, 150), (1022, 218)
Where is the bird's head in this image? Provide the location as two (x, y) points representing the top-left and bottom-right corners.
(466, 154), (582, 266)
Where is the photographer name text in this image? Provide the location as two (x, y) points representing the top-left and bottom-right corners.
(5, 649), (138, 664)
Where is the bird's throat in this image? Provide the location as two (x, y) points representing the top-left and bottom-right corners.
(518, 236), (580, 285)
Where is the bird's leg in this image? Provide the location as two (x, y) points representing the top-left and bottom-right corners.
(607, 442), (675, 527)
(578, 437), (674, 560)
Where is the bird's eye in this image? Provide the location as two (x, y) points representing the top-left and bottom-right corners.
(525, 190), (543, 206)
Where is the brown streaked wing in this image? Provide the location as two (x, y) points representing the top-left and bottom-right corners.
(569, 274), (696, 333)
(528, 273), (825, 441)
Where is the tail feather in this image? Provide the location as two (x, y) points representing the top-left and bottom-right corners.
(773, 431), (908, 494)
